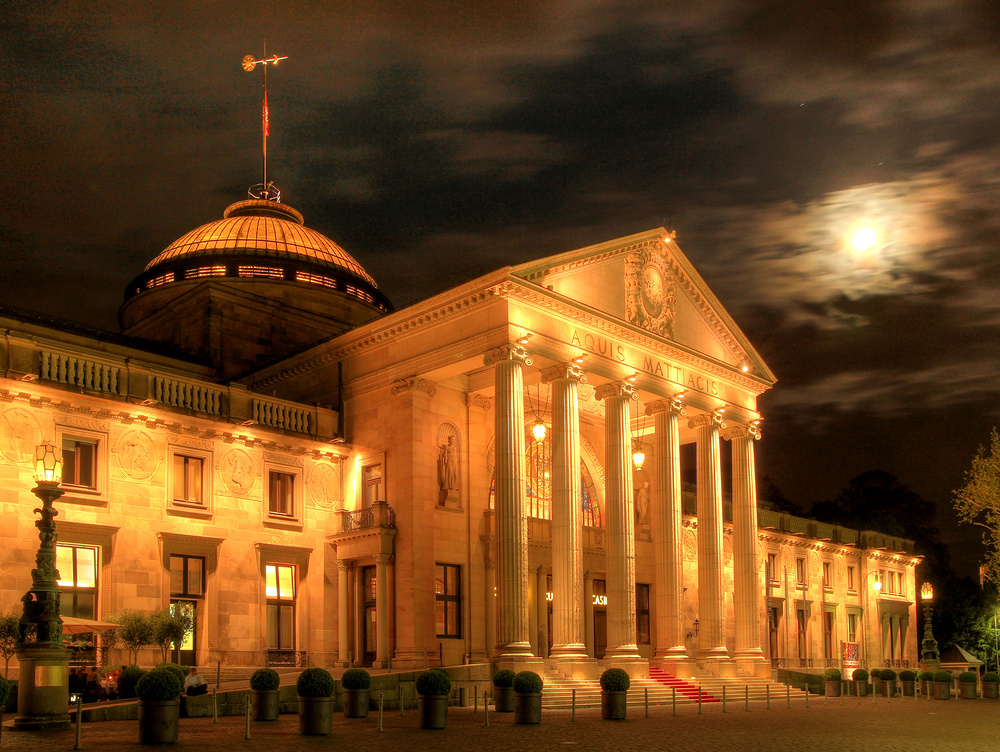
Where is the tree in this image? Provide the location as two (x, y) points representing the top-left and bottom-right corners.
(954, 429), (1000, 584)
(150, 608), (191, 665)
(0, 610), (19, 679)
(114, 610), (154, 665)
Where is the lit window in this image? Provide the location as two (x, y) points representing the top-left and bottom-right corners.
(57, 544), (99, 621)
(265, 564), (296, 650)
(268, 471), (296, 517)
(173, 455), (204, 504)
(435, 563), (461, 638)
(62, 437), (98, 490)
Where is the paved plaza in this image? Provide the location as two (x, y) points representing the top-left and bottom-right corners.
(2, 695), (997, 752)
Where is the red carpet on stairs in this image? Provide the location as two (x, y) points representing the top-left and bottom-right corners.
(648, 666), (720, 702)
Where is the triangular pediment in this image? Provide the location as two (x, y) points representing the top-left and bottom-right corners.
(512, 228), (775, 383)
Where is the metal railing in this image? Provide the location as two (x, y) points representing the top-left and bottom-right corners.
(340, 502), (396, 533)
(770, 657), (785, 668)
(265, 650), (308, 668)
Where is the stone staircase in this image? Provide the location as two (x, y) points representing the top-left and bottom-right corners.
(537, 661), (808, 709)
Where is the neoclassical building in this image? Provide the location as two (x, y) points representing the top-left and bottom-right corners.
(0, 194), (921, 679)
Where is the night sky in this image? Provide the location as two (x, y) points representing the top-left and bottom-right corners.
(3, 2), (999, 572)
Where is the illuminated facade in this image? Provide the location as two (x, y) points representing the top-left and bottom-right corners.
(0, 197), (920, 678)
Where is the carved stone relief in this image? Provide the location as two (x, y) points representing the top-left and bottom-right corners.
(625, 244), (676, 339)
(115, 429), (157, 480)
(218, 448), (256, 495)
(0, 407), (42, 464)
(307, 461), (341, 509)
(683, 529), (697, 561)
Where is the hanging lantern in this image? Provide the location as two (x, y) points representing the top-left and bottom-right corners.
(632, 443), (646, 470)
(531, 418), (547, 443)
(33, 440), (63, 485)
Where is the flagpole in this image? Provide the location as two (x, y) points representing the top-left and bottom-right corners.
(262, 40), (267, 191)
(241, 49), (287, 200)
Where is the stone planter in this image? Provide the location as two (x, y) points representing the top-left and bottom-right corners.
(138, 699), (180, 745)
(418, 694), (449, 729)
(901, 680), (915, 697)
(825, 680), (841, 698)
(252, 690), (280, 721)
(493, 685), (514, 712)
(298, 696), (333, 735)
(921, 680), (933, 697)
(514, 692), (542, 724)
(871, 677), (882, 694)
(983, 681), (999, 699)
(882, 680), (897, 698)
(855, 682), (869, 697)
(601, 690), (628, 719)
(959, 682), (978, 700)
(934, 682), (952, 700)
(343, 688), (370, 718)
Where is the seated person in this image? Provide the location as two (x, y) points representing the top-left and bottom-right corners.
(68, 668), (85, 700)
(82, 667), (102, 703)
(184, 667), (208, 696)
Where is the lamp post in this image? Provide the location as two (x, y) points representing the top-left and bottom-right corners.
(863, 571), (882, 669)
(919, 582), (940, 672)
(13, 440), (72, 731)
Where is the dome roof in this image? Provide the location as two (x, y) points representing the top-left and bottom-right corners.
(143, 199), (376, 286)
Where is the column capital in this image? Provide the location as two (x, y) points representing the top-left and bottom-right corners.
(688, 412), (726, 430)
(645, 397), (686, 416)
(375, 553), (392, 566)
(594, 381), (638, 401)
(484, 344), (533, 367)
(540, 363), (587, 384)
(337, 559), (353, 572)
(723, 423), (761, 441)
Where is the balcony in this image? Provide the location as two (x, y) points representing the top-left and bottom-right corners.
(329, 501), (396, 560)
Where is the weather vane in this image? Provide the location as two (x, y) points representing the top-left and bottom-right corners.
(242, 49), (288, 201)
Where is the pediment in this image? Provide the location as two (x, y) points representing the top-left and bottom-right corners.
(512, 228), (774, 382)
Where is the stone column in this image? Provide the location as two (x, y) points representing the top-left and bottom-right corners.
(595, 381), (641, 663)
(484, 344), (535, 660)
(689, 411), (732, 670)
(536, 566), (548, 658)
(725, 422), (768, 677)
(484, 557), (497, 659)
(375, 554), (390, 668)
(338, 559), (352, 667)
(542, 363), (589, 661)
(584, 571), (595, 658)
(646, 397), (691, 672)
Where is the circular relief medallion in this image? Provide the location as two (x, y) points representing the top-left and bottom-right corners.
(308, 462), (340, 509)
(683, 529), (697, 561)
(219, 448), (256, 495)
(0, 408), (42, 464)
(640, 265), (665, 319)
(116, 430), (157, 479)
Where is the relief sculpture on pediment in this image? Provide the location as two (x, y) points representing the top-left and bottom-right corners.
(625, 245), (676, 339)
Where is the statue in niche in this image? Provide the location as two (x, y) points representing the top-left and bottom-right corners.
(634, 479), (650, 527)
(438, 435), (459, 505)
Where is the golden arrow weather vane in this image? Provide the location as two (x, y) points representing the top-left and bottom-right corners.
(242, 51), (288, 201)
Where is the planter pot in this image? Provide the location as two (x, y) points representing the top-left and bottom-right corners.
(514, 692), (542, 725)
(882, 680), (897, 697)
(601, 690), (628, 719)
(493, 685), (515, 712)
(343, 688), (370, 718)
(298, 696), (333, 735)
(959, 682), (978, 700)
(855, 682), (869, 697)
(252, 690), (280, 721)
(934, 682), (952, 700)
(418, 694), (449, 729)
(901, 680), (915, 697)
(138, 699), (180, 745)
(825, 680), (841, 698)
(871, 678), (882, 694)
(921, 680), (933, 696)
(983, 681), (999, 699)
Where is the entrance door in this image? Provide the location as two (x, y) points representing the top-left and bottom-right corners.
(593, 578), (607, 659)
(361, 566), (377, 667)
(768, 606), (781, 660)
(170, 600), (196, 666)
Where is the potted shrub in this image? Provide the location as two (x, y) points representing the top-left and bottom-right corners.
(136, 667), (183, 745)
(341, 668), (371, 718)
(823, 668), (841, 698)
(933, 670), (953, 700)
(250, 668), (280, 721)
(492, 669), (516, 712)
(982, 671), (999, 699)
(416, 669), (451, 730)
(119, 665), (147, 699)
(296, 668), (334, 735)
(870, 668), (882, 694)
(958, 671), (978, 699)
(852, 668), (869, 697)
(919, 670), (935, 696)
(880, 668), (897, 697)
(600, 668), (630, 719)
(899, 669), (916, 697)
(512, 670), (543, 725)
(0, 677), (10, 715)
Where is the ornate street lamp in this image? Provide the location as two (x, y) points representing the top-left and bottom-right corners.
(920, 581), (940, 669)
(14, 440), (72, 731)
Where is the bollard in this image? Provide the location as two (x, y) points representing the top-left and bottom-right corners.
(723, 685), (727, 713)
(213, 686), (219, 724)
(244, 693), (251, 740)
(645, 687), (649, 718)
(572, 688), (576, 721)
(74, 697), (83, 750)
(485, 692), (490, 726)
(787, 685), (791, 709)
(745, 684), (749, 711)
(766, 684), (770, 710)
(400, 683), (404, 716)
(474, 685), (478, 713)
(672, 687), (676, 716)
(698, 688), (702, 715)
(378, 691), (384, 732)
(217, 660), (221, 688)
(805, 686), (809, 708)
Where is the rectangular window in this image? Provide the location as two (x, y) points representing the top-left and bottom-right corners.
(897, 571), (905, 597)
(848, 613), (858, 643)
(768, 607), (781, 658)
(169, 555), (205, 597)
(62, 438), (98, 489)
(796, 558), (806, 586)
(435, 563), (461, 638)
(822, 562), (832, 590)
(56, 543), (99, 621)
(268, 471), (295, 517)
(363, 464), (382, 507)
(172, 455), (204, 504)
(823, 611), (834, 657)
(636, 584), (651, 645)
(767, 553), (778, 583)
(847, 566), (856, 592)
(796, 609), (808, 658)
(265, 564), (296, 650)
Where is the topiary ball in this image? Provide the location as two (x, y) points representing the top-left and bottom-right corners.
(341, 668), (372, 690)
(880, 669), (896, 681)
(135, 668), (183, 702)
(416, 669), (452, 696)
(934, 671), (952, 683)
(512, 670), (543, 694)
(600, 668), (631, 692)
(984, 672), (1000, 683)
(492, 669), (516, 688)
(155, 663), (186, 688)
(870, 668), (882, 679)
(823, 668), (841, 682)
(899, 670), (916, 681)
(118, 666), (147, 699)
(919, 671), (935, 681)
(297, 668), (334, 698)
(959, 671), (978, 683)
(250, 668), (280, 691)
(852, 669), (869, 682)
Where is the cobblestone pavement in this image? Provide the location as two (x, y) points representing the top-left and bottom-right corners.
(3, 695), (997, 752)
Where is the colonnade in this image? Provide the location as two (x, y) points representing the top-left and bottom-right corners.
(485, 343), (766, 676)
